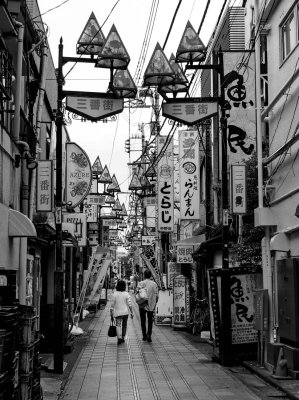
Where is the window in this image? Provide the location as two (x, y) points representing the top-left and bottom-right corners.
(281, 4), (299, 61)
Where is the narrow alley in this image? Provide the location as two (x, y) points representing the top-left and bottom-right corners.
(43, 297), (288, 400)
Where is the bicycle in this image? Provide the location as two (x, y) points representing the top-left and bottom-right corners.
(188, 297), (210, 336)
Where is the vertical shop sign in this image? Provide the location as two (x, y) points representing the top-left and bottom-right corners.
(223, 51), (256, 164)
(231, 164), (247, 214)
(36, 160), (53, 212)
(157, 136), (174, 232)
(65, 142), (92, 208)
(179, 130), (200, 219)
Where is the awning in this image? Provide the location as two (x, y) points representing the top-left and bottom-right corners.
(8, 209), (37, 238)
(176, 234), (205, 247)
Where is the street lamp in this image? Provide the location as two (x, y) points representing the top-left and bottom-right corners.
(54, 16), (134, 373)
(141, 20), (231, 366)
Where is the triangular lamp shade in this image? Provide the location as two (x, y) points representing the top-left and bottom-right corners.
(98, 165), (112, 183)
(77, 12), (105, 56)
(160, 53), (188, 94)
(112, 69), (137, 98)
(96, 24), (130, 69)
(112, 197), (122, 211)
(107, 174), (121, 192)
(92, 156), (103, 175)
(143, 43), (175, 87)
(105, 195), (115, 204)
(129, 173), (142, 191)
(176, 21), (206, 64)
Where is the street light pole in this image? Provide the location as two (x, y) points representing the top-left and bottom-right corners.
(54, 37), (64, 374)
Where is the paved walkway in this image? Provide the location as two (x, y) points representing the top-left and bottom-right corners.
(58, 298), (262, 400)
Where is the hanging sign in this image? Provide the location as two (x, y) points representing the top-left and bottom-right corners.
(179, 130), (200, 220)
(36, 160), (53, 212)
(63, 213), (87, 247)
(65, 142), (92, 208)
(162, 98), (218, 126)
(231, 164), (247, 214)
(142, 235), (156, 246)
(83, 202), (98, 222)
(65, 92), (123, 122)
(157, 136), (174, 232)
(177, 245), (194, 263)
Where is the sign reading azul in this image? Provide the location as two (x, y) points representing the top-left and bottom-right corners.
(65, 142), (92, 208)
(65, 92), (123, 122)
(162, 98), (218, 126)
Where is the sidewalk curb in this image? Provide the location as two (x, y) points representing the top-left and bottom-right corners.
(242, 361), (299, 400)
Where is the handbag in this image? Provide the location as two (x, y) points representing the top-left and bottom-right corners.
(108, 319), (117, 337)
(136, 287), (148, 305)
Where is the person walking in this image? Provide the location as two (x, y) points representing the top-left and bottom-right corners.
(110, 280), (133, 344)
(137, 270), (159, 343)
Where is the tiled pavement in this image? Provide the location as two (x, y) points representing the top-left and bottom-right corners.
(56, 298), (264, 400)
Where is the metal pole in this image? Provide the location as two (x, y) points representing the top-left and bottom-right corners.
(54, 37), (64, 374)
(219, 50), (232, 366)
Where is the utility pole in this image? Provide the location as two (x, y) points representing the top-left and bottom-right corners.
(54, 37), (64, 374)
(219, 50), (232, 366)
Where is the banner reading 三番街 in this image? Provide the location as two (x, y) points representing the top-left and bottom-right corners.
(179, 130), (200, 220)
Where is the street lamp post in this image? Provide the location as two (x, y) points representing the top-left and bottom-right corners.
(54, 16), (134, 372)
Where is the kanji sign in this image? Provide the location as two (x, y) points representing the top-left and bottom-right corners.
(36, 160), (53, 212)
(162, 98), (218, 126)
(65, 92), (123, 122)
(177, 245), (194, 263)
(157, 136), (174, 232)
(231, 164), (247, 214)
(179, 130), (200, 220)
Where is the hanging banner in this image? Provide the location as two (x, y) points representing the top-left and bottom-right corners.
(36, 160), (53, 212)
(88, 258), (112, 303)
(65, 142), (92, 208)
(179, 130), (200, 220)
(231, 164), (247, 214)
(157, 136), (174, 232)
(223, 51), (256, 164)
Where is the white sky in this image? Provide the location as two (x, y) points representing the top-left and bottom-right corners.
(37, 0), (237, 207)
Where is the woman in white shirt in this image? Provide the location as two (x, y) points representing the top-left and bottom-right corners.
(110, 280), (133, 344)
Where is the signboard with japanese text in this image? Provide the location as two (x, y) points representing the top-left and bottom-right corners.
(83, 202), (98, 222)
(157, 136), (174, 232)
(65, 143), (92, 208)
(223, 51), (256, 164)
(63, 213), (87, 247)
(85, 194), (106, 206)
(177, 245), (194, 263)
(173, 152), (180, 203)
(102, 219), (117, 227)
(142, 235), (155, 246)
(208, 266), (262, 348)
(36, 160), (53, 212)
(167, 262), (181, 288)
(179, 130), (200, 220)
(162, 98), (218, 126)
(173, 275), (190, 327)
(231, 164), (247, 214)
(66, 92), (123, 122)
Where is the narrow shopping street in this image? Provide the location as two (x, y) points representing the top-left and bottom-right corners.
(43, 296), (279, 400)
